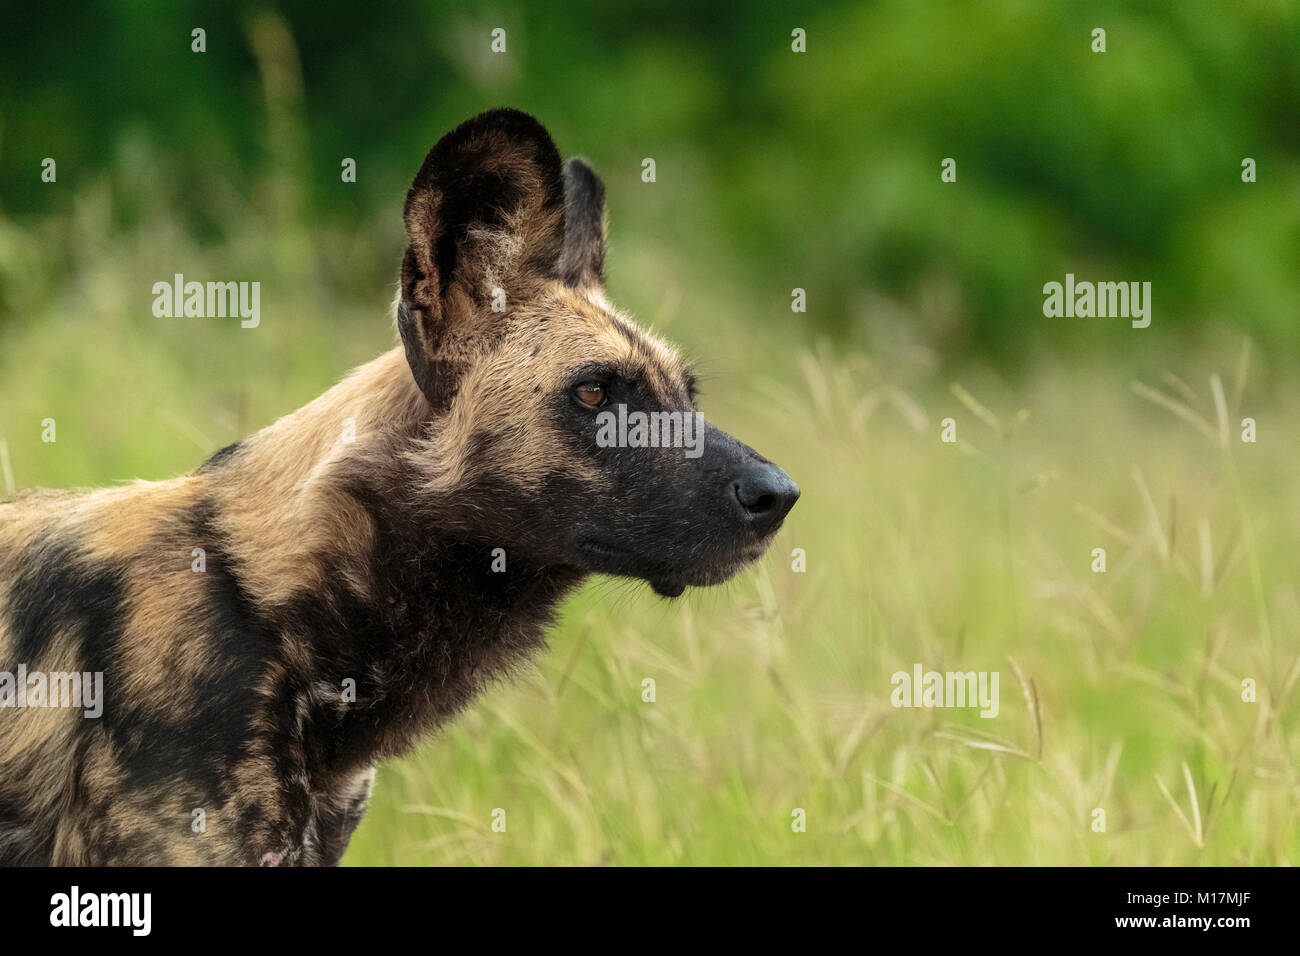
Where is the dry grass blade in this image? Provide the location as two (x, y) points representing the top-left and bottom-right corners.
(1130, 380), (1219, 443)
(885, 385), (928, 434)
(865, 774), (952, 825)
(1154, 775), (1193, 843)
(1073, 501), (1138, 547)
(401, 804), (485, 827)
(1209, 373), (1230, 446)
(1155, 765), (1204, 849)
(1132, 466), (1169, 562)
(1009, 656), (1043, 760)
(933, 731), (1035, 761)
(833, 709), (880, 776)
(1161, 371), (1200, 407)
(1183, 762), (1204, 847)
(949, 381), (1003, 435)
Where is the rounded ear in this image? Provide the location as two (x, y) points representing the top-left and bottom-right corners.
(558, 158), (607, 289)
(398, 108), (566, 408)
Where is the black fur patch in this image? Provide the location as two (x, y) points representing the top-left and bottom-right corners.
(0, 792), (52, 865)
(97, 500), (272, 807)
(267, 471), (580, 773)
(5, 536), (125, 668)
(197, 440), (243, 472)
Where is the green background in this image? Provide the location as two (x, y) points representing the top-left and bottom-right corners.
(1, 1), (1297, 864)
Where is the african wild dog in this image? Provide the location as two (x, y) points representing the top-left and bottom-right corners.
(0, 109), (799, 865)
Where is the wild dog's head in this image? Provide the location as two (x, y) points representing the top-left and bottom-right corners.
(397, 109), (798, 597)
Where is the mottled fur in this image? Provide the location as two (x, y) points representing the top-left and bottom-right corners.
(0, 110), (796, 865)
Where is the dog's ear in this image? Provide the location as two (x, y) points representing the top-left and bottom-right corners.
(558, 158), (606, 290)
(399, 108), (566, 408)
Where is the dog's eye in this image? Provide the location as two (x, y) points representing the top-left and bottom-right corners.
(574, 382), (606, 408)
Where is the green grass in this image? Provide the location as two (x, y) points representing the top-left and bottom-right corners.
(2, 166), (1296, 867)
(337, 333), (1299, 866)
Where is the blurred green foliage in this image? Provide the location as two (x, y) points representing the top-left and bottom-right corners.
(1, 1), (1297, 867)
(2, 0), (1297, 361)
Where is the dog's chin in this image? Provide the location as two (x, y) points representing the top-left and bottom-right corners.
(659, 542), (770, 596)
(575, 536), (773, 600)
(649, 577), (687, 598)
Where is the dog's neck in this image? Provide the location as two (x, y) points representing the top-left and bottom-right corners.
(204, 347), (585, 771)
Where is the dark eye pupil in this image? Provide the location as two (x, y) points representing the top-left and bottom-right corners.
(578, 384), (603, 405)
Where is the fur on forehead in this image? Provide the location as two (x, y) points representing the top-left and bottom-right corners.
(504, 284), (687, 390)
(412, 284), (690, 493)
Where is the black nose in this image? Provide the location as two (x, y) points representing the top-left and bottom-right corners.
(731, 464), (800, 534)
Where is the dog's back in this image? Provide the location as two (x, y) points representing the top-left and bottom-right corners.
(1, 481), (183, 862)
(0, 477), (269, 863)
(0, 351), (432, 864)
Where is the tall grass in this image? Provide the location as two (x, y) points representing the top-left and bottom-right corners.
(1, 140), (1295, 868)
(339, 330), (1297, 866)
